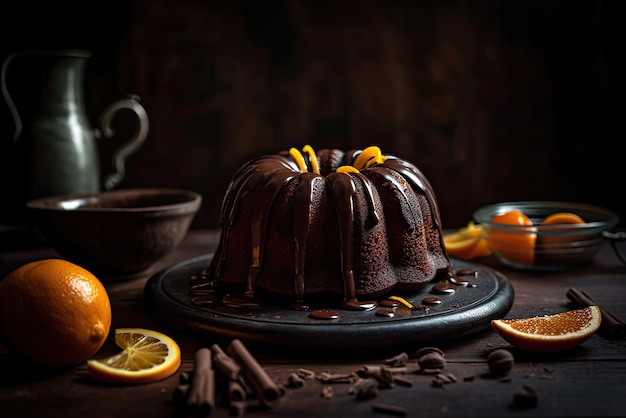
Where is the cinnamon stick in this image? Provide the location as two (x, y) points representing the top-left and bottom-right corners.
(226, 339), (283, 409)
(186, 347), (215, 416)
(210, 343), (242, 381)
(210, 343), (248, 402)
(566, 288), (625, 339)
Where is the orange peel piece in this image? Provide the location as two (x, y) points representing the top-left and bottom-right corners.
(289, 147), (308, 173)
(353, 146), (386, 170)
(301, 145), (320, 174)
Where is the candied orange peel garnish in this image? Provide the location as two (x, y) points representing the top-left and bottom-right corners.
(337, 165), (360, 174)
(290, 145), (321, 174)
(289, 147), (308, 173)
(353, 146), (387, 170)
(301, 145), (320, 174)
(388, 295), (415, 309)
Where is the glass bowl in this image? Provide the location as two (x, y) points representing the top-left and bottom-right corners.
(473, 201), (620, 271)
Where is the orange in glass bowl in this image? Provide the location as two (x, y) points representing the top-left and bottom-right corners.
(488, 209), (536, 266)
(473, 201), (620, 271)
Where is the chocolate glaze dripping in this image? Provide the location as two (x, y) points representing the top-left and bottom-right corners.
(209, 149), (450, 310)
(327, 171), (379, 311)
(246, 170), (298, 295)
(327, 172), (357, 303)
(293, 173), (322, 307)
(212, 156), (295, 277)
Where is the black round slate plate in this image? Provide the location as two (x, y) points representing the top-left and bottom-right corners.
(144, 254), (514, 348)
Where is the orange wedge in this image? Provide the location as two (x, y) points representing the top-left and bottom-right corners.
(87, 328), (181, 384)
(444, 221), (492, 260)
(491, 306), (601, 352)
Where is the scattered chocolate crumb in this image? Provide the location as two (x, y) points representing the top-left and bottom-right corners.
(297, 368), (316, 379)
(498, 376), (512, 383)
(512, 385), (538, 409)
(543, 366), (555, 374)
(287, 372), (305, 388)
(371, 402), (408, 417)
(321, 386), (334, 399)
(350, 378), (380, 400)
(431, 378), (444, 388)
(316, 372), (357, 383)
(463, 375), (475, 382)
(446, 373), (458, 382)
(385, 352), (409, 367)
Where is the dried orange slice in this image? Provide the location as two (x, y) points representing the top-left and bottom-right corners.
(491, 306), (601, 352)
(87, 328), (181, 384)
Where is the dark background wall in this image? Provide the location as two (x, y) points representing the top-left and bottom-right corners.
(1, 0), (625, 231)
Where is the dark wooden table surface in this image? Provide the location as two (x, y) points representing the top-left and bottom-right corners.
(1, 229), (625, 418)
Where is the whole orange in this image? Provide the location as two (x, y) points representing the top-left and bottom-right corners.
(0, 259), (111, 366)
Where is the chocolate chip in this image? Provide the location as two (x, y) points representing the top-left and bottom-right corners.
(487, 348), (514, 375)
(512, 385), (538, 409)
(418, 352), (446, 370)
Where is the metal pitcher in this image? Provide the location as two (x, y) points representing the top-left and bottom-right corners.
(1, 49), (149, 200)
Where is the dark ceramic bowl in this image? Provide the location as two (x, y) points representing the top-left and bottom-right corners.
(26, 188), (202, 280)
(473, 201), (620, 271)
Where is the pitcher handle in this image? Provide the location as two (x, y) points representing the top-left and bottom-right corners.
(1, 52), (22, 143)
(97, 93), (149, 190)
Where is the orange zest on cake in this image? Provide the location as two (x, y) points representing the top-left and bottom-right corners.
(289, 147), (309, 173)
(388, 295), (415, 309)
(353, 145), (387, 169)
(301, 144), (320, 174)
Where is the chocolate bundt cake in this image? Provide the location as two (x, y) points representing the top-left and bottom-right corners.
(206, 145), (451, 309)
